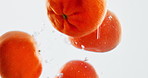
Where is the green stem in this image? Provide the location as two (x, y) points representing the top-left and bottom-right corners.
(62, 14), (67, 19)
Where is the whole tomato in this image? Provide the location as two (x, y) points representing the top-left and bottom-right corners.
(0, 31), (42, 78)
(69, 10), (121, 52)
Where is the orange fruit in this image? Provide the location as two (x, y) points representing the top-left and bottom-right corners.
(55, 60), (98, 78)
(69, 10), (121, 52)
(0, 31), (42, 78)
(47, 0), (107, 37)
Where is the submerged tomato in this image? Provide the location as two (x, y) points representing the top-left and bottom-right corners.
(47, 0), (107, 37)
(0, 31), (42, 78)
(69, 10), (121, 52)
(55, 60), (98, 78)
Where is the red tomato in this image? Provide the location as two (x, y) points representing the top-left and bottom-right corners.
(0, 31), (42, 78)
(55, 60), (98, 78)
(69, 10), (121, 52)
(47, 0), (107, 37)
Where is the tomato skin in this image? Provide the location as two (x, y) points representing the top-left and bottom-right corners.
(47, 0), (107, 37)
(0, 31), (42, 78)
(55, 60), (98, 78)
(69, 10), (121, 52)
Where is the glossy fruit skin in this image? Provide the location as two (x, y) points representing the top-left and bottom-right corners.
(55, 60), (98, 78)
(47, 0), (106, 37)
(0, 31), (42, 78)
(69, 10), (121, 52)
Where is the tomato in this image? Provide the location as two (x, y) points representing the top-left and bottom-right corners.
(55, 60), (98, 78)
(47, 0), (106, 37)
(0, 31), (42, 78)
(69, 10), (121, 52)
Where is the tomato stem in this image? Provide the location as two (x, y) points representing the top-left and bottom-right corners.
(62, 14), (67, 19)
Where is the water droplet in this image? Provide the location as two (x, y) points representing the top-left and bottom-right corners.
(56, 73), (63, 78)
(78, 71), (80, 72)
(85, 66), (88, 68)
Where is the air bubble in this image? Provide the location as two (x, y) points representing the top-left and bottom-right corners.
(32, 32), (40, 38)
(81, 63), (84, 65)
(56, 73), (63, 78)
(51, 30), (55, 33)
(81, 45), (85, 50)
(108, 15), (112, 20)
(41, 23), (48, 32)
(32, 23), (48, 39)
(74, 42), (78, 44)
(45, 59), (49, 63)
(64, 37), (71, 45)
(84, 57), (88, 61)
(104, 42), (107, 44)
(45, 59), (54, 64)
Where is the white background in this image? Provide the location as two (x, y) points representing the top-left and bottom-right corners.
(0, 0), (148, 78)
